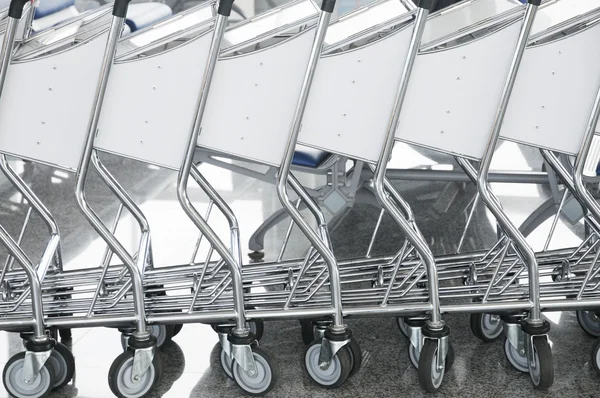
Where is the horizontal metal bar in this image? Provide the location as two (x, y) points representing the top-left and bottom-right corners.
(442, 301), (533, 314)
(382, 169), (550, 184)
(344, 302), (432, 317)
(45, 315), (137, 328)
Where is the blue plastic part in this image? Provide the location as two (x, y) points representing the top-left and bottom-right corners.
(34, 0), (75, 19)
(292, 147), (330, 168)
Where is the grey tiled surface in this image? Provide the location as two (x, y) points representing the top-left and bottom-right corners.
(0, 141), (596, 397)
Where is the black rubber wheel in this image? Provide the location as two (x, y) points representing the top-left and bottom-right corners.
(108, 350), (162, 398)
(347, 338), (362, 377)
(248, 320), (264, 342)
(418, 339), (448, 393)
(529, 336), (554, 390)
(592, 339), (600, 376)
(3, 352), (54, 398)
(232, 345), (278, 396)
(172, 324), (183, 337)
(300, 320), (315, 345)
(58, 329), (72, 342)
(396, 317), (409, 338)
(47, 342), (75, 390)
(470, 313), (503, 342)
(248, 251), (264, 261)
(219, 349), (233, 379)
(577, 310), (600, 337)
(304, 339), (352, 388)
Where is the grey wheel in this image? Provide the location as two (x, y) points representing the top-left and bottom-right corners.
(3, 352), (54, 398)
(418, 339), (446, 392)
(47, 343), (75, 389)
(577, 310), (600, 337)
(592, 339), (600, 376)
(397, 317), (409, 338)
(504, 337), (528, 373)
(304, 340), (351, 388)
(148, 325), (174, 348)
(219, 349), (233, 379)
(232, 346), (278, 396)
(471, 313), (503, 342)
(108, 350), (160, 398)
(529, 336), (554, 390)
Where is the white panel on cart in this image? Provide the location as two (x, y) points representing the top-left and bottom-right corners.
(96, 32), (213, 169)
(300, 26), (413, 163)
(533, 0), (600, 36)
(395, 21), (521, 159)
(0, 33), (107, 170)
(198, 29), (316, 166)
(421, 0), (520, 45)
(501, 21), (600, 155)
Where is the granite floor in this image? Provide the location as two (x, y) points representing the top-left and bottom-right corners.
(0, 141), (596, 397)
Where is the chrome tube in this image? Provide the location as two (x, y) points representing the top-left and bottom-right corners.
(372, 7), (443, 327)
(74, 16), (148, 336)
(475, 3), (540, 323)
(177, 14), (248, 333)
(275, 10), (346, 327)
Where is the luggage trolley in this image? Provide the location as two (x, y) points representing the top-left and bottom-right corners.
(0, 1), (219, 397)
(491, 0), (600, 375)
(390, 0), (556, 390)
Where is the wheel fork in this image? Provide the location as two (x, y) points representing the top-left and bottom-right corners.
(218, 332), (257, 377)
(22, 350), (51, 384)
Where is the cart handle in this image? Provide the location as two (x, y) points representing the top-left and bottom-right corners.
(113, 0), (132, 18)
(218, 0), (236, 16)
(8, 0), (30, 19)
(413, 0), (435, 11)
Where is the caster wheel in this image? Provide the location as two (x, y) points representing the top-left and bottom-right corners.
(397, 317), (409, 338)
(300, 320), (315, 345)
(577, 310), (600, 337)
(504, 337), (528, 372)
(529, 336), (554, 390)
(3, 352), (54, 398)
(248, 320), (264, 342)
(47, 342), (75, 390)
(248, 251), (264, 261)
(220, 349), (233, 379)
(408, 342), (420, 369)
(121, 325), (174, 351)
(59, 329), (72, 342)
(347, 339), (362, 377)
(304, 339), (352, 388)
(211, 321), (264, 342)
(108, 350), (161, 398)
(591, 339), (600, 376)
(173, 324), (183, 337)
(470, 313), (503, 342)
(409, 340), (454, 371)
(418, 339), (448, 392)
(232, 346), (278, 395)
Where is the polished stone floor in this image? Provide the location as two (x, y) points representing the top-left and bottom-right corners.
(0, 141), (597, 397)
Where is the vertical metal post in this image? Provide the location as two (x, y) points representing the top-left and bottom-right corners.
(372, 6), (443, 327)
(476, 3), (541, 323)
(177, 9), (250, 334)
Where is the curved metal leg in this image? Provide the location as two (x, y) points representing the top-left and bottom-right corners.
(474, 3), (541, 324)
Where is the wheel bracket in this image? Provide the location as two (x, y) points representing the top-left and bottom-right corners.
(231, 344), (257, 376)
(23, 350), (51, 384)
(132, 346), (154, 382)
(318, 337), (349, 370)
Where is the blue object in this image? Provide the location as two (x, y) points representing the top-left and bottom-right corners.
(34, 0), (75, 19)
(292, 147), (330, 168)
(124, 3), (172, 32)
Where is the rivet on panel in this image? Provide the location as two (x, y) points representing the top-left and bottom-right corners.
(552, 72), (555, 75)
(343, 113), (347, 117)
(52, 66), (57, 70)
(541, 106), (545, 109)
(145, 120), (149, 124)
(48, 87), (52, 91)
(352, 80), (355, 84)
(462, 56), (466, 59)
(260, 62), (263, 66)
(357, 59), (361, 63)
(36, 141), (40, 145)
(140, 140), (144, 144)
(157, 65), (162, 69)
(535, 125), (539, 129)
(41, 121), (45, 125)
(254, 83), (258, 87)
(337, 133), (341, 137)
(246, 117), (250, 120)
(558, 51), (562, 54)
(440, 130), (444, 134)
(456, 76), (460, 80)
(446, 110), (450, 114)
(152, 86), (156, 90)
(241, 136), (244, 140)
